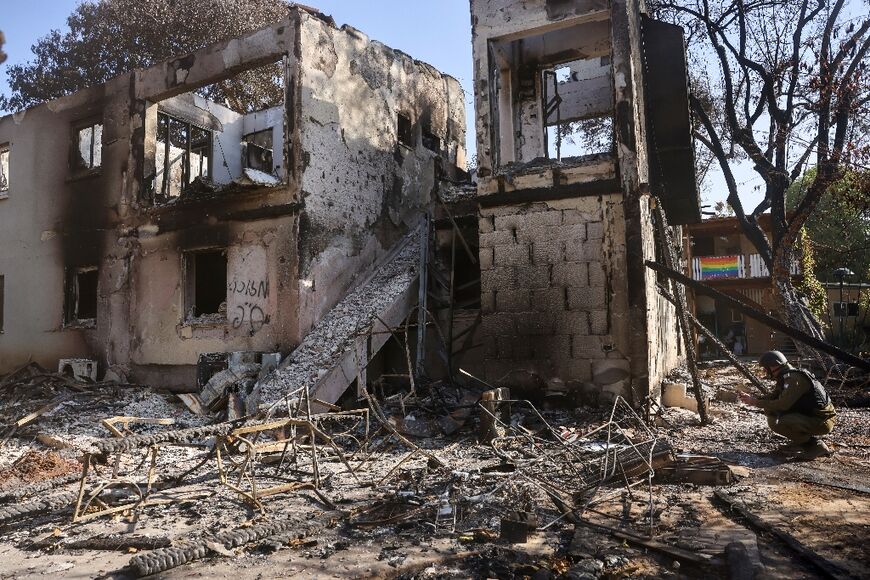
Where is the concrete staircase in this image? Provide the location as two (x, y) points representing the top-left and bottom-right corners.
(258, 227), (422, 411)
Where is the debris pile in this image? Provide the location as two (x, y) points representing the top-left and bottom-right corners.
(0, 354), (868, 578)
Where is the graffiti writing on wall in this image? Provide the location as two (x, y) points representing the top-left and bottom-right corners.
(227, 277), (269, 334)
(231, 301), (270, 334)
(227, 278), (269, 299)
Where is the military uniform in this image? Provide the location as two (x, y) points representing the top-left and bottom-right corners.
(755, 365), (836, 444)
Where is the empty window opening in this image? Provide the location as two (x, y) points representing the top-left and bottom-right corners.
(242, 129), (274, 173)
(422, 122), (441, 153)
(833, 302), (860, 317)
(185, 250), (228, 320)
(0, 275), (4, 333)
(156, 113), (212, 200)
(397, 113), (414, 148)
(0, 145), (9, 195)
(487, 19), (612, 167)
(543, 55), (614, 160)
(149, 60), (287, 204)
(65, 267), (98, 325)
(73, 122), (103, 171)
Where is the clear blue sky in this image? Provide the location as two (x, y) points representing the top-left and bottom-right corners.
(1, 0), (752, 208)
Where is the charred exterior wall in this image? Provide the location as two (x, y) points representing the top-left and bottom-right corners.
(479, 195), (632, 401)
(0, 10), (467, 385)
(0, 76), (132, 374)
(294, 13), (466, 339)
(470, 0), (683, 403)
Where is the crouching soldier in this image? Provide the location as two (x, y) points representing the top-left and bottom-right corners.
(738, 350), (836, 458)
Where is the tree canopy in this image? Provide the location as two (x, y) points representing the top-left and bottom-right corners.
(788, 169), (870, 281)
(653, 0), (870, 345)
(0, 0), (292, 113)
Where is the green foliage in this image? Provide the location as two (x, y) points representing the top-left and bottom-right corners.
(0, 0), (291, 113)
(787, 169), (870, 283)
(795, 228), (829, 327)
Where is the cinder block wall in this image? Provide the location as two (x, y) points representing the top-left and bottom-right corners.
(479, 196), (633, 401)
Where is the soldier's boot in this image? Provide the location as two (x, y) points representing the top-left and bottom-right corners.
(773, 441), (806, 455)
(800, 437), (832, 459)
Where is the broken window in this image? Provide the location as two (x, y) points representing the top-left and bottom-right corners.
(64, 267), (98, 326)
(397, 113), (414, 148)
(422, 121), (441, 153)
(241, 129), (274, 173)
(487, 19), (613, 166)
(148, 60), (288, 204)
(155, 113), (212, 199)
(0, 145), (9, 195)
(73, 122), (103, 171)
(184, 249), (228, 321)
(542, 56), (614, 160)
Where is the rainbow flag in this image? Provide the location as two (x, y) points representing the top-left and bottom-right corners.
(699, 256), (740, 279)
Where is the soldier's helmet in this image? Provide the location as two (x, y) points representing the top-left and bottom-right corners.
(759, 350), (788, 369)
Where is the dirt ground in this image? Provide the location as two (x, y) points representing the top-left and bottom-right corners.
(0, 362), (868, 579)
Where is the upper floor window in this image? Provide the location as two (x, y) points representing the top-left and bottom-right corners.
(156, 112), (211, 200)
(0, 144), (9, 196)
(72, 121), (103, 172)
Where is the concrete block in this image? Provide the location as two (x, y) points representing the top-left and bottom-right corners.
(554, 311), (589, 335)
(661, 381), (709, 414)
(531, 240), (563, 264)
(586, 221), (605, 240)
(480, 267), (514, 291)
(514, 265), (552, 289)
(498, 335), (533, 359)
(592, 358), (630, 384)
(552, 262), (589, 287)
(555, 223), (589, 241)
(481, 290), (496, 314)
(562, 209), (596, 226)
(588, 262), (607, 287)
(567, 286), (607, 310)
(483, 337), (498, 358)
(479, 247), (494, 271)
(531, 335), (571, 361)
(589, 310), (609, 335)
(514, 312), (555, 336)
(494, 214), (522, 231)
(572, 336), (608, 359)
(497, 289), (531, 312)
(558, 358), (593, 382)
(494, 243), (531, 267)
(480, 230), (515, 248)
(532, 287), (568, 313)
(523, 210), (562, 228)
(482, 313), (516, 336)
(479, 215), (495, 234)
(564, 239), (604, 262)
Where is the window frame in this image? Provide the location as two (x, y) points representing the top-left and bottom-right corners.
(182, 248), (228, 324)
(70, 118), (104, 176)
(154, 112), (214, 201)
(63, 266), (99, 328)
(0, 143), (10, 198)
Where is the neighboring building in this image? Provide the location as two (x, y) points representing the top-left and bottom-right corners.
(823, 282), (870, 345)
(685, 215), (801, 357)
(0, 8), (466, 386)
(470, 0), (698, 403)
